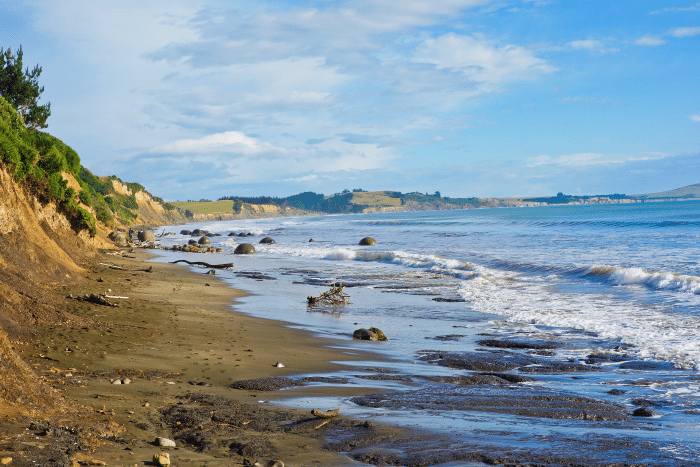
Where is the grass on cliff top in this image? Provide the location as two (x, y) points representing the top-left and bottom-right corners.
(346, 191), (402, 207)
(169, 200), (238, 215)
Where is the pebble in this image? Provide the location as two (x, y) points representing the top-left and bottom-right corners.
(153, 452), (170, 466)
(112, 379), (122, 385)
(123, 378), (131, 385)
(1, 457), (12, 465)
(157, 437), (176, 447)
(274, 362), (286, 368)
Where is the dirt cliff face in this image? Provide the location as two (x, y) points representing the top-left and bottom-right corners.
(0, 164), (91, 417)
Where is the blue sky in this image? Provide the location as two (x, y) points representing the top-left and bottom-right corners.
(2, 0), (699, 200)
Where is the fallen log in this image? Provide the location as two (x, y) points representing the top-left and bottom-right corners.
(307, 282), (350, 306)
(98, 263), (153, 272)
(170, 259), (234, 269)
(311, 408), (341, 419)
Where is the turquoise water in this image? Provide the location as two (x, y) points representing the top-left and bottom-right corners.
(157, 201), (700, 465)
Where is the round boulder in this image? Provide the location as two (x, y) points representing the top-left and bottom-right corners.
(309, 239), (314, 242)
(138, 230), (156, 242)
(234, 243), (256, 255)
(228, 232), (237, 236)
(188, 239), (197, 245)
(198, 236), (210, 245)
(632, 407), (660, 417)
(353, 327), (388, 341)
(180, 230), (191, 235)
(108, 230), (128, 246)
(359, 237), (377, 246)
(259, 237), (276, 244)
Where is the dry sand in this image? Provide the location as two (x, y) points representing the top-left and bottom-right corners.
(6, 248), (399, 467)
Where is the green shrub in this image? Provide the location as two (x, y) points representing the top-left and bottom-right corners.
(47, 171), (66, 199)
(76, 207), (96, 237)
(78, 189), (92, 206)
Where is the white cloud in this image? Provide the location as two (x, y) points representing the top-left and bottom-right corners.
(634, 35), (666, 46)
(567, 39), (619, 54)
(526, 152), (672, 168)
(691, 115), (700, 123)
(670, 26), (700, 37)
(413, 33), (557, 87)
(150, 131), (287, 157)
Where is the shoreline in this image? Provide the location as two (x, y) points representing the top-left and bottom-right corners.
(7, 247), (401, 466)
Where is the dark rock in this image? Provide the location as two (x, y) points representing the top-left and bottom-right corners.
(477, 338), (562, 350)
(259, 237), (276, 244)
(585, 353), (631, 364)
(423, 374), (508, 385)
(432, 297), (466, 302)
(309, 238), (314, 242)
(353, 327), (387, 341)
(234, 243), (256, 254)
(180, 230), (191, 235)
(607, 389), (625, 395)
(419, 351), (537, 372)
(352, 386), (630, 421)
(359, 237), (377, 245)
(228, 232), (237, 236)
(188, 239), (197, 245)
(632, 407), (660, 417)
(619, 360), (678, 371)
(198, 236), (210, 245)
(631, 398), (671, 407)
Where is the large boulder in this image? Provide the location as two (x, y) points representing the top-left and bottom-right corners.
(353, 327), (388, 341)
(138, 230), (156, 242)
(180, 230), (191, 235)
(359, 237), (377, 246)
(198, 236), (210, 245)
(234, 243), (256, 254)
(259, 237), (276, 244)
(108, 230), (128, 246)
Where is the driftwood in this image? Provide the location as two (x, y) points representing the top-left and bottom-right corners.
(307, 282), (350, 306)
(311, 408), (341, 419)
(98, 263), (153, 272)
(71, 293), (119, 307)
(170, 259), (234, 269)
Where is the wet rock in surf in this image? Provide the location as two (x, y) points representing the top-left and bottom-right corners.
(353, 328), (387, 341)
(632, 407), (660, 417)
(619, 360), (679, 371)
(585, 353), (631, 365)
(359, 237), (377, 245)
(476, 338), (563, 350)
(180, 230), (191, 235)
(352, 386), (630, 421)
(422, 374), (509, 385)
(259, 237), (276, 244)
(234, 243), (256, 254)
(228, 232), (237, 236)
(198, 236), (210, 245)
(188, 239), (197, 245)
(419, 350), (536, 372)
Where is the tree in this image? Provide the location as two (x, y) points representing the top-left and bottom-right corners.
(0, 46), (51, 129)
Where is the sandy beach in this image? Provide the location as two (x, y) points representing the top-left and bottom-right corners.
(4, 248), (405, 467)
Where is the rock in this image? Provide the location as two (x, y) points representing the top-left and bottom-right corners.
(234, 243), (256, 254)
(359, 237), (377, 245)
(253, 461), (284, 467)
(259, 237), (276, 244)
(228, 232), (237, 236)
(632, 407), (660, 417)
(1, 457), (12, 465)
(156, 437), (176, 447)
(108, 230), (128, 246)
(180, 230), (191, 235)
(309, 238), (314, 242)
(138, 230), (156, 242)
(153, 452), (170, 466)
(207, 269), (216, 275)
(188, 239), (197, 245)
(274, 362), (286, 368)
(192, 229), (206, 235)
(353, 327), (387, 341)
(122, 378), (131, 385)
(198, 236), (211, 245)
(112, 379), (122, 385)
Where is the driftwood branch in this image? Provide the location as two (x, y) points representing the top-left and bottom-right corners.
(98, 263), (153, 272)
(307, 282), (350, 306)
(311, 408), (341, 419)
(70, 293), (119, 307)
(170, 259), (234, 269)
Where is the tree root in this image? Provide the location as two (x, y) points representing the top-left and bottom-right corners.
(307, 282), (350, 306)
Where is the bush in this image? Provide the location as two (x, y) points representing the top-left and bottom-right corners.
(47, 171), (66, 199)
(76, 207), (96, 237)
(78, 189), (92, 206)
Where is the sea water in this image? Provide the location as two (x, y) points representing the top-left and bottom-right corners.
(155, 201), (700, 465)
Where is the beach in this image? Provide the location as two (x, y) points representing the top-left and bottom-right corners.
(6, 248), (402, 467)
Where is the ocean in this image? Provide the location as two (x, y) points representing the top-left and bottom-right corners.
(155, 200), (700, 465)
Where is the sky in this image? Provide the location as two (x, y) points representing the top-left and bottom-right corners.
(1, 0), (699, 200)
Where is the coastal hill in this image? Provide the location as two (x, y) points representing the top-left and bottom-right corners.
(636, 183), (700, 200)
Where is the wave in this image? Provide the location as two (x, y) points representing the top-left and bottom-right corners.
(581, 265), (700, 295)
